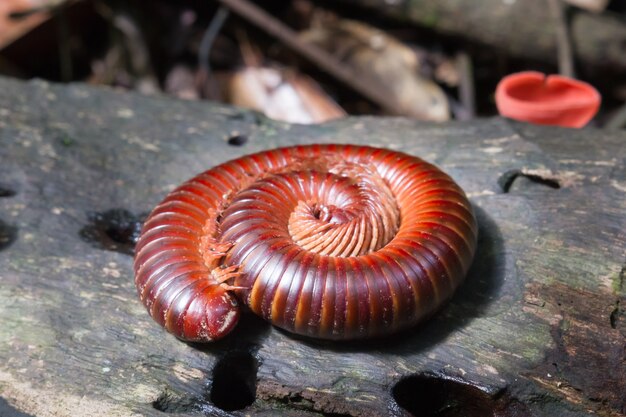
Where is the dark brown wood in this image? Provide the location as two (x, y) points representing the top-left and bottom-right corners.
(336, 0), (626, 76)
(0, 76), (624, 416)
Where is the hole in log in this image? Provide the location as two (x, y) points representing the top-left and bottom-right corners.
(210, 350), (258, 411)
(79, 209), (145, 255)
(610, 300), (621, 330)
(0, 397), (35, 417)
(498, 169), (561, 193)
(392, 374), (498, 417)
(152, 391), (188, 413)
(152, 388), (210, 414)
(0, 219), (17, 251)
(227, 134), (248, 146)
(0, 186), (16, 198)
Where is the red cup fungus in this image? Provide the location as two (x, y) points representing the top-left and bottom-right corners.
(495, 71), (601, 128)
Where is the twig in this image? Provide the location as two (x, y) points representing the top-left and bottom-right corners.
(199, 7), (229, 72)
(55, 6), (73, 82)
(198, 7), (229, 99)
(548, 0), (575, 78)
(113, 15), (149, 75)
(112, 14), (159, 93)
(456, 52), (475, 120)
(237, 29), (261, 67)
(216, 0), (410, 117)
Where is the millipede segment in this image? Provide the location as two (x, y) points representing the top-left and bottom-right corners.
(134, 144), (477, 341)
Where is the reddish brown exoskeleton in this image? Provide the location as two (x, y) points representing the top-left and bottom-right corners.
(133, 144), (477, 342)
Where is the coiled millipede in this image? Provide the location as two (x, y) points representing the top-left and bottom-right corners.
(134, 144), (477, 341)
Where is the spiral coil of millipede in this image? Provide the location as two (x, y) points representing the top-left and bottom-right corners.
(134, 144), (477, 341)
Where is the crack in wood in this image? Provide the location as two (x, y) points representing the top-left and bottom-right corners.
(498, 169), (561, 193)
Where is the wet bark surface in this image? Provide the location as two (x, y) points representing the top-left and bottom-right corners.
(0, 77), (624, 416)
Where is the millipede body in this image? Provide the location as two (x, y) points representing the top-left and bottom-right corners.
(133, 144), (477, 341)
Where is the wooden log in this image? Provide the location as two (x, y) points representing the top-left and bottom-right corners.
(335, 0), (626, 75)
(0, 76), (624, 416)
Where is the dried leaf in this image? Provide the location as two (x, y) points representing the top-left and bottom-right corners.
(302, 19), (449, 121)
(0, 0), (50, 50)
(226, 66), (346, 124)
(562, 0), (609, 12)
